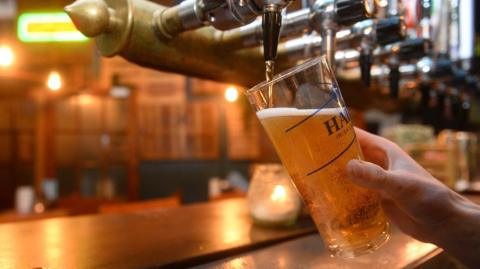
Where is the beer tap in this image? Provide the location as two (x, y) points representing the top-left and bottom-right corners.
(417, 0), (431, 39)
(386, 38), (431, 98)
(336, 17), (407, 89)
(220, 0), (379, 52)
(261, 0), (377, 70)
(457, 93), (471, 130)
(64, 0), (468, 110)
(375, 0), (429, 98)
(219, 8), (311, 50)
(416, 57), (449, 126)
(357, 16), (406, 87)
(385, 0), (402, 18)
(365, 51), (450, 101)
(221, 11), (403, 56)
(335, 16), (405, 50)
(153, 0), (263, 39)
(150, 0), (295, 65)
(275, 16), (406, 65)
(262, 0), (294, 66)
(446, 68), (477, 130)
(466, 75), (480, 97)
(311, 0), (376, 67)
(387, 56), (400, 98)
(333, 38), (431, 70)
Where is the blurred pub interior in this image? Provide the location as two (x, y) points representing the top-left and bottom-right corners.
(0, 0), (285, 219)
(0, 0), (479, 223)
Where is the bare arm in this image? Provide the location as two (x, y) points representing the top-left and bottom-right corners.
(347, 128), (480, 268)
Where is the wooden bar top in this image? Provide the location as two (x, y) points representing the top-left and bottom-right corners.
(196, 194), (480, 269)
(0, 198), (315, 269)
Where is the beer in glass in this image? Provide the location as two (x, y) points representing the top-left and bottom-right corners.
(246, 57), (390, 258)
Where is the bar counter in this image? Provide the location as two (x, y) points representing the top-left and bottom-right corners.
(0, 196), (476, 269)
(0, 199), (314, 268)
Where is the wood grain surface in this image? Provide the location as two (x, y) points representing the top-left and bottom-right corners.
(0, 198), (315, 269)
(195, 194), (480, 269)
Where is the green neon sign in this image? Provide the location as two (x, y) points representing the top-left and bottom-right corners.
(18, 12), (88, 42)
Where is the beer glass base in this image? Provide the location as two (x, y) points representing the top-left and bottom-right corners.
(327, 222), (391, 259)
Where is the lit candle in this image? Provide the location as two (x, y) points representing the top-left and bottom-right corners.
(248, 164), (302, 227)
(270, 185), (287, 202)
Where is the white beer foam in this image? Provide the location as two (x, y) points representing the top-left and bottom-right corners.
(257, 107), (341, 119)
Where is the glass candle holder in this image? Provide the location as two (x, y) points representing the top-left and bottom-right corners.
(247, 164), (302, 228)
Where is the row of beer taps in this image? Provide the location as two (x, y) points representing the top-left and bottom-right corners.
(65, 0), (478, 129)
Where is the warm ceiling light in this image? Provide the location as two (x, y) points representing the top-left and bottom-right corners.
(0, 46), (14, 67)
(47, 71), (62, 91)
(225, 86), (239, 103)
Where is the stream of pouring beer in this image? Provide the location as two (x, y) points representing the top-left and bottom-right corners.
(265, 60), (275, 108)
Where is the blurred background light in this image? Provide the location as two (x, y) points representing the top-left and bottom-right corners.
(17, 12), (88, 43)
(0, 46), (14, 67)
(47, 71), (62, 91)
(225, 86), (239, 103)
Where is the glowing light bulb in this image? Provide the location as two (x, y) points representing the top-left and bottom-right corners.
(47, 71), (62, 91)
(0, 46), (14, 67)
(270, 185), (287, 202)
(225, 86), (239, 103)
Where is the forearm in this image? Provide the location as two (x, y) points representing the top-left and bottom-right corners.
(436, 195), (480, 268)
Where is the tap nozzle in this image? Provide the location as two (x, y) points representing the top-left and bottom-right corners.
(262, 5), (283, 62)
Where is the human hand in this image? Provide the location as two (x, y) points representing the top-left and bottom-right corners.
(346, 128), (480, 267)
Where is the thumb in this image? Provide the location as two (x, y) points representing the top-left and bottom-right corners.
(346, 159), (406, 197)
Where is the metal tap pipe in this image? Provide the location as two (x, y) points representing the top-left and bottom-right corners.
(154, 0), (263, 39)
(370, 63), (420, 81)
(347, 16), (405, 86)
(252, 0), (378, 67)
(65, 0), (282, 87)
(280, 37), (429, 92)
(339, 38), (431, 66)
(277, 36), (429, 67)
(312, 0), (377, 68)
(219, 13), (403, 52)
(153, 0), (296, 63)
(370, 58), (457, 84)
(336, 16), (406, 48)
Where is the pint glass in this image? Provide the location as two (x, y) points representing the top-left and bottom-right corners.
(246, 57), (390, 258)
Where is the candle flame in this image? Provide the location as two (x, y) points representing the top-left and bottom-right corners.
(270, 185), (287, 202)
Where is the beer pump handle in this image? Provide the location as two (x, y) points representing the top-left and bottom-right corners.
(450, 94), (462, 129)
(431, 59), (453, 79)
(335, 0), (374, 26)
(419, 83), (434, 125)
(375, 16), (406, 46)
(397, 38), (431, 61)
(359, 50), (372, 87)
(449, 68), (467, 87)
(389, 64), (400, 98)
(466, 75), (480, 96)
(459, 98), (471, 130)
(419, 83), (430, 108)
(434, 88), (446, 130)
(263, 7), (282, 61)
